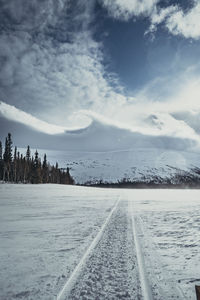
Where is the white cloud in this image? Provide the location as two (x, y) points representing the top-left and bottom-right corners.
(0, 0), (66, 31)
(102, 0), (200, 40)
(147, 5), (178, 35)
(101, 0), (159, 20)
(0, 0), (131, 127)
(1, 0), (200, 150)
(0, 101), (66, 134)
(148, 1), (200, 39)
(166, 1), (200, 39)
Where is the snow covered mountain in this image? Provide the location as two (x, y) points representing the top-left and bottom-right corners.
(1, 101), (200, 184)
(30, 147), (200, 185)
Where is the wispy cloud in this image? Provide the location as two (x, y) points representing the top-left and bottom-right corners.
(149, 1), (200, 39)
(0, 0), (126, 125)
(1, 0), (200, 147)
(100, 0), (159, 19)
(101, 0), (200, 40)
(165, 1), (200, 39)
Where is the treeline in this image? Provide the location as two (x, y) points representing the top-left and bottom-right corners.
(0, 133), (74, 184)
(84, 171), (200, 189)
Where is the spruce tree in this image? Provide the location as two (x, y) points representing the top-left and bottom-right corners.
(26, 145), (31, 161)
(3, 137), (8, 163)
(3, 134), (13, 181)
(14, 146), (17, 160)
(42, 154), (47, 169)
(0, 141), (3, 180)
(3, 133), (12, 162)
(0, 133), (75, 185)
(31, 150), (42, 184)
(0, 141), (2, 161)
(42, 154), (48, 183)
(13, 146), (17, 182)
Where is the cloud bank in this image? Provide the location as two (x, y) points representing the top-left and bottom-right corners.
(0, 101), (65, 134)
(1, 0), (200, 146)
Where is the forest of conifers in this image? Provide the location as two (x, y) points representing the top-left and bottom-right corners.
(0, 133), (74, 185)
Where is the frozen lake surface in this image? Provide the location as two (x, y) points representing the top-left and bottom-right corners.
(0, 184), (199, 299)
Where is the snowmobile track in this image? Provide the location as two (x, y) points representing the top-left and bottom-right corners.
(67, 200), (141, 299)
(129, 200), (153, 300)
(56, 197), (121, 300)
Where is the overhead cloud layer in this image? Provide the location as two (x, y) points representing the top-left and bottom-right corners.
(149, 1), (200, 39)
(101, 0), (159, 19)
(1, 0), (200, 144)
(101, 0), (200, 39)
(0, 0), (127, 125)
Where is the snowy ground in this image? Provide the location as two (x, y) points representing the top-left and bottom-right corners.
(0, 185), (199, 299)
(0, 184), (118, 299)
(68, 200), (141, 300)
(125, 189), (200, 300)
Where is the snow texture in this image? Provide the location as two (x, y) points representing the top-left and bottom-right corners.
(0, 184), (117, 299)
(68, 201), (141, 299)
(0, 185), (200, 299)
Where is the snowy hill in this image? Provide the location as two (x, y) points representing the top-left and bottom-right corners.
(1, 101), (200, 184)
(30, 147), (200, 185)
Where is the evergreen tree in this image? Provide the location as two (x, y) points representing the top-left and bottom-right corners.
(0, 142), (2, 161)
(31, 150), (42, 184)
(3, 137), (8, 163)
(25, 146), (31, 182)
(66, 167), (74, 185)
(0, 133), (75, 185)
(42, 154), (48, 183)
(3, 133), (13, 181)
(14, 146), (17, 160)
(0, 141), (3, 180)
(26, 145), (31, 161)
(13, 146), (17, 182)
(42, 154), (47, 169)
(3, 133), (12, 163)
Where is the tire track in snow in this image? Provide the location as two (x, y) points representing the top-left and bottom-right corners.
(56, 197), (121, 300)
(130, 200), (186, 300)
(129, 200), (153, 300)
(67, 200), (141, 299)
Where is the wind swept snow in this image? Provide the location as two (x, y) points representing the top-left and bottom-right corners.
(0, 185), (200, 299)
(0, 184), (118, 299)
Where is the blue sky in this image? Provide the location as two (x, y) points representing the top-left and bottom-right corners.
(1, 0), (200, 132)
(94, 1), (200, 95)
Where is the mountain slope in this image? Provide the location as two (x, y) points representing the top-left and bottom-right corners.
(1, 102), (200, 184)
(20, 147), (200, 185)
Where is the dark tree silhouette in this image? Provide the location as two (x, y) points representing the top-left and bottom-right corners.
(42, 154), (48, 183)
(3, 133), (13, 181)
(0, 141), (3, 180)
(26, 145), (31, 161)
(0, 133), (74, 185)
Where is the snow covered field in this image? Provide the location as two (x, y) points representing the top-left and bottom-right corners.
(0, 184), (199, 299)
(125, 189), (200, 299)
